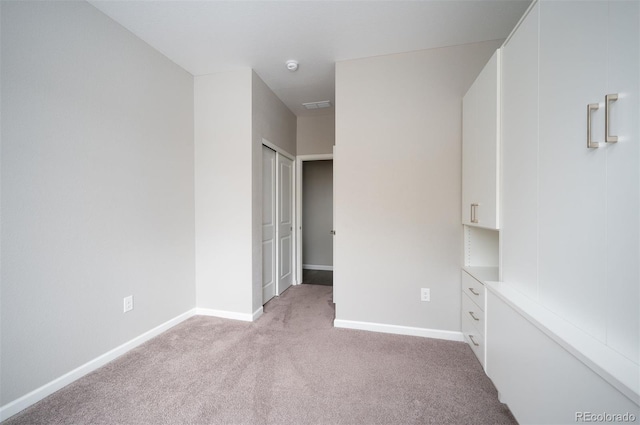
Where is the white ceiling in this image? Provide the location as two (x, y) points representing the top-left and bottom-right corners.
(89, 0), (531, 117)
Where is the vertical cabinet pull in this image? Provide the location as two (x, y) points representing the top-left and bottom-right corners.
(470, 203), (479, 223)
(587, 103), (600, 149)
(605, 93), (618, 143)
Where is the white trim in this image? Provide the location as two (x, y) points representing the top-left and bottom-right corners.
(297, 154), (333, 161)
(252, 306), (264, 321)
(0, 309), (196, 422)
(295, 153), (334, 286)
(261, 145), (278, 302)
(333, 319), (464, 342)
(262, 138), (294, 161)
(303, 264), (334, 271)
(195, 308), (255, 322)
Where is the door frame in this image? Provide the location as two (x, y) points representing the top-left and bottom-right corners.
(262, 138), (297, 302)
(295, 153), (334, 285)
(261, 145), (277, 304)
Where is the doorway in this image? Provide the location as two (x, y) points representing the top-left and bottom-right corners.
(262, 142), (295, 305)
(296, 155), (334, 287)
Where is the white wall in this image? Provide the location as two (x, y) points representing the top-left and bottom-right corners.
(195, 70), (295, 316)
(195, 69), (253, 315)
(251, 71), (296, 312)
(1, 0), (195, 406)
(297, 114), (335, 155)
(252, 72), (297, 156)
(302, 160), (333, 268)
(334, 40), (502, 331)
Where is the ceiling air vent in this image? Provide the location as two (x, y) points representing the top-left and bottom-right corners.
(303, 101), (332, 110)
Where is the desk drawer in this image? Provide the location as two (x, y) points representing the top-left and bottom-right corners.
(462, 270), (485, 311)
(462, 309), (485, 367)
(462, 292), (485, 336)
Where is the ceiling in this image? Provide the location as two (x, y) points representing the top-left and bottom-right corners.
(89, 1), (531, 117)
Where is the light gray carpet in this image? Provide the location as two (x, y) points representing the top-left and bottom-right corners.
(4, 285), (516, 425)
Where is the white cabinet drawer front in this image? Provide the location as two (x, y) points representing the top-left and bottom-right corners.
(462, 270), (485, 310)
(462, 310), (485, 367)
(462, 292), (485, 336)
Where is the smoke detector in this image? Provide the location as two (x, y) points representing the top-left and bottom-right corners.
(286, 60), (299, 72)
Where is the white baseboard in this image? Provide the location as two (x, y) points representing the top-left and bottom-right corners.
(333, 319), (464, 342)
(195, 308), (256, 322)
(252, 307), (264, 321)
(303, 264), (333, 271)
(0, 309), (196, 422)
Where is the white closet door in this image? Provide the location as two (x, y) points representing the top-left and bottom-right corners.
(605, 0), (640, 362)
(262, 146), (277, 304)
(500, 2), (539, 299)
(277, 154), (293, 295)
(537, 0), (607, 340)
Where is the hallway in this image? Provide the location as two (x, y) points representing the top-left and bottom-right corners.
(302, 269), (333, 286)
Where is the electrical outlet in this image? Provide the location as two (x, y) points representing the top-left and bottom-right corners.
(123, 295), (133, 313)
(421, 288), (430, 302)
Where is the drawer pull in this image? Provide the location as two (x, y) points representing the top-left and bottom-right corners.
(469, 335), (480, 347)
(468, 311), (480, 321)
(468, 288), (480, 296)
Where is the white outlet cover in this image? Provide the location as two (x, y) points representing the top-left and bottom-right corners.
(123, 295), (134, 313)
(421, 288), (430, 302)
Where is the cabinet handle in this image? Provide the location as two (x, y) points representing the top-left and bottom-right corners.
(606, 94), (618, 143)
(468, 335), (480, 347)
(468, 288), (479, 296)
(468, 311), (480, 321)
(587, 103), (600, 149)
(471, 203), (479, 223)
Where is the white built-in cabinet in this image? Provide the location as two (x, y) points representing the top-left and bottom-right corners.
(502, 0), (639, 364)
(461, 50), (501, 368)
(462, 50), (500, 230)
(500, 2), (539, 300)
(460, 268), (494, 369)
(492, 0), (639, 420)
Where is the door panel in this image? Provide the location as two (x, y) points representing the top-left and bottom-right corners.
(500, 2), (539, 299)
(262, 146), (276, 304)
(605, 0), (639, 362)
(277, 154), (293, 295)
(280, 235), (292, 278)
(537, 0), (607, 341)
(462, 50), (499, 229)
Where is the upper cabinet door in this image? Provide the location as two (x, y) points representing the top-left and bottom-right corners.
(604, 0), (640, 364)
(500, 2), (539, 299)
(462, 49), (500, 229)
(537, 0), (608, 342)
